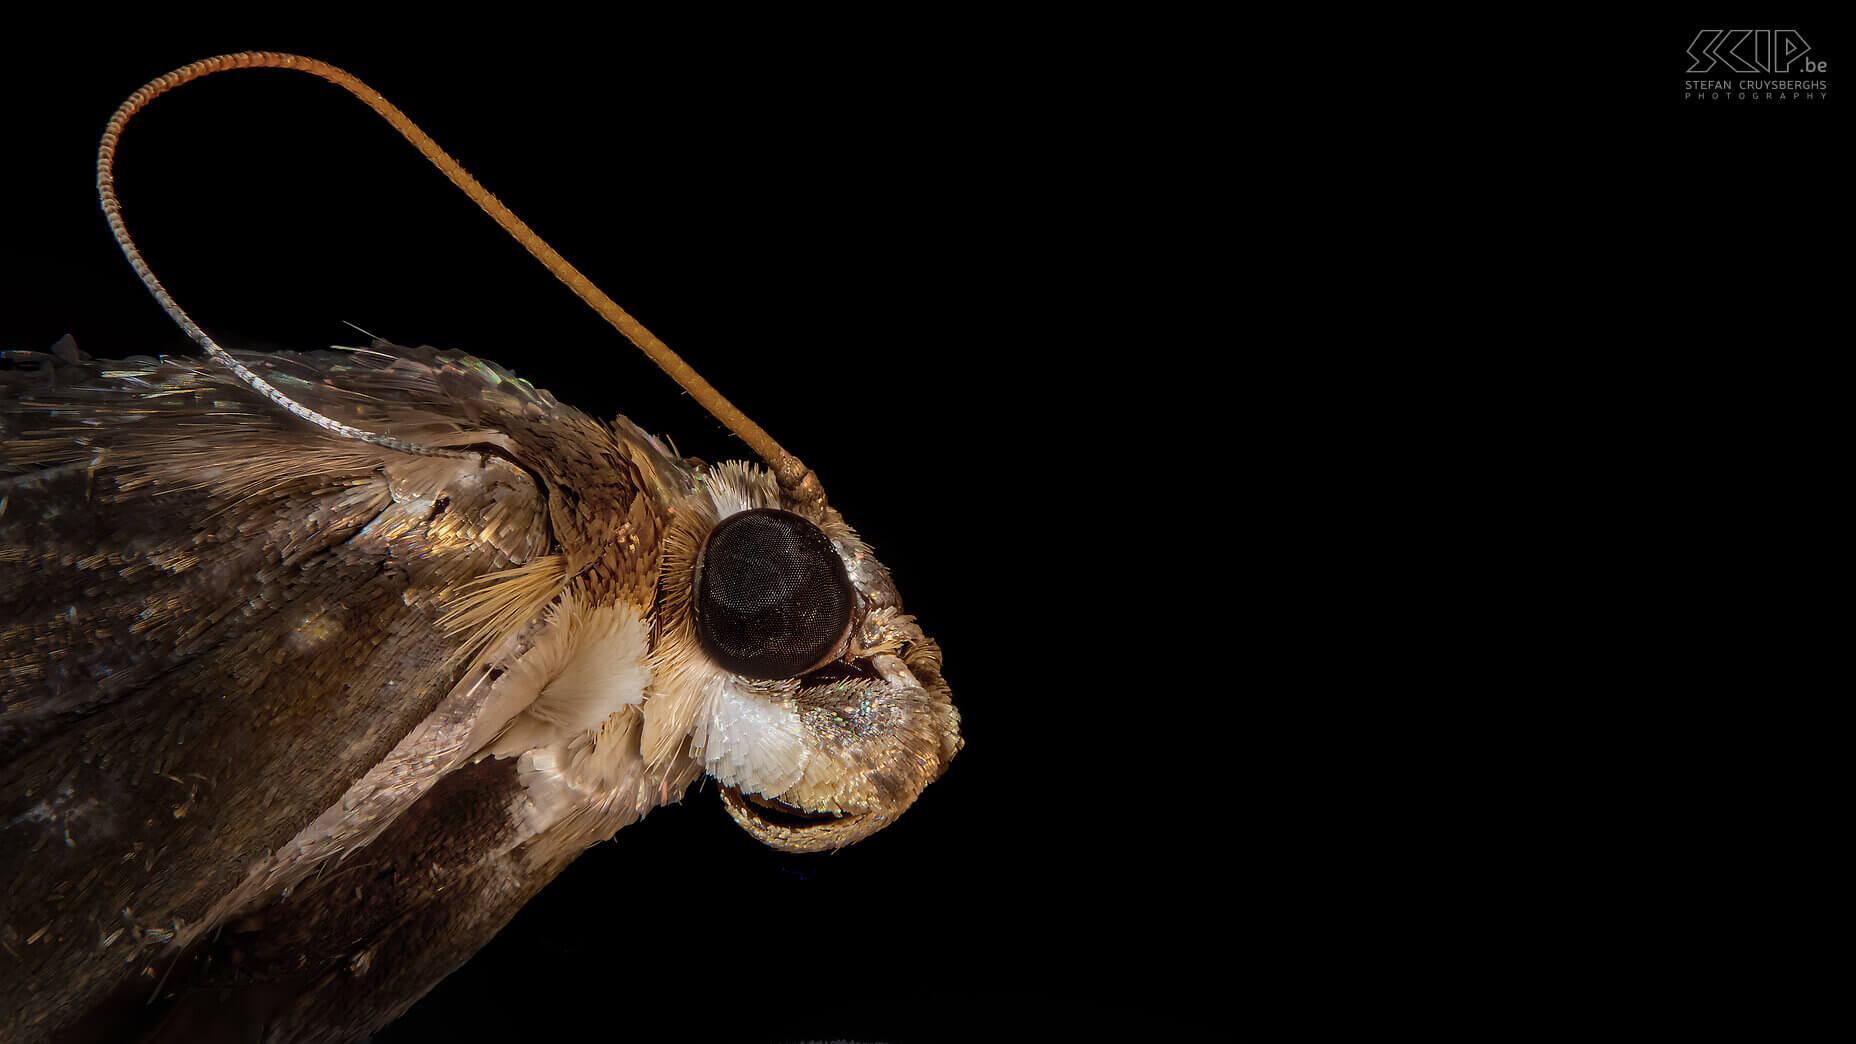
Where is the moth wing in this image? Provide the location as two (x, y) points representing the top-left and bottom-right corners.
(0, 341), (653, 1041)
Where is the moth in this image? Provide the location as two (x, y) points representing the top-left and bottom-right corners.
(0, 53), (960, 1042)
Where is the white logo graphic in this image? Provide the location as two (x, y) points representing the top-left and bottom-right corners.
(1687, 29), (1824, 73)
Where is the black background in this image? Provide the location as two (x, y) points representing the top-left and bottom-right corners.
(13, 13), (1842, 1043)
(3, 26), (1202, 1043)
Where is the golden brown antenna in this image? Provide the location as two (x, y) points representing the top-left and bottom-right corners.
(98, 52), (823, 506)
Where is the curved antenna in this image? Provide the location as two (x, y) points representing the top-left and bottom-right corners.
(99, 52), (823, 507)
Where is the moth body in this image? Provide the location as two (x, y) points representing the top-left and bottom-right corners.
(0, 340), (959, 1041)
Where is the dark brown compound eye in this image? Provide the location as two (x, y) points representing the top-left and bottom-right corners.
(695, 508), (855, 679)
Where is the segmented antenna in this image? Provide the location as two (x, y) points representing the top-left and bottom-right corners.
(98, 52), (823, 509)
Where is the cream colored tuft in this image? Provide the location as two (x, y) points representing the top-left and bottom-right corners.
(509, 708), (644, 841)
(439, 554), (570, 669)
(686, 674), (809, 795)
(640, 483), (720, 773)
(482, 595), (651, 760)
(706, 459), (779, 518)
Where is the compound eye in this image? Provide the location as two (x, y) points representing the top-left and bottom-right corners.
(695, 508), (855, 679)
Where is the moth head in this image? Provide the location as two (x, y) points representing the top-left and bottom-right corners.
(645, 461), (961, 853)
